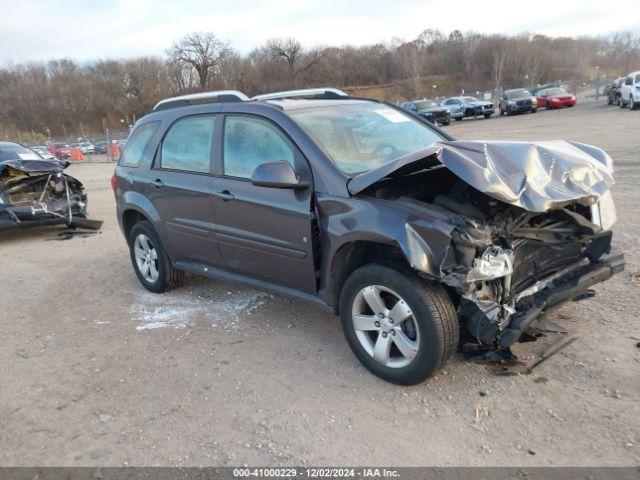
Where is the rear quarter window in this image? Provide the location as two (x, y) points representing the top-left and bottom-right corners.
(119, 121), (160, 168)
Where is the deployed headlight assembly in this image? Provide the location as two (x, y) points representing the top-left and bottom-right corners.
(591, 190), (617, 231)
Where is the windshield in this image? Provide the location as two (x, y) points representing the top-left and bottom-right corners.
(506, 89), (532, 100)
(462, 97), (479, 103)
(544, 88), (566, 96)
(288, 103), (444, 175)
(0, 145), (43, 161)
(415, 100), (438, 109)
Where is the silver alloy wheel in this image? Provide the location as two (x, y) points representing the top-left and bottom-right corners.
(351, 285), (420, 368)
(134, 233), (159, 283)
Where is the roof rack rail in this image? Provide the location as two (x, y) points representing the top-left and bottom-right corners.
(153, 90), (249, 112)
(252, 88), (348, 101)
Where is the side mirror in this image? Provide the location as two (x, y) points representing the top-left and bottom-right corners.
(251, 161), (308, 189)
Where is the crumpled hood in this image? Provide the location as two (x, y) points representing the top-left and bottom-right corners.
(348, 140), (614, 212)
(0, 158), (69, 176)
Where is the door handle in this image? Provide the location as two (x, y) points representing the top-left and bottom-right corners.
(213, 189), (235, 201)
(152, 179), (164, 189)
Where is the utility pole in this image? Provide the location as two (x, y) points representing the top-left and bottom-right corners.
(595, 66), (601, 101)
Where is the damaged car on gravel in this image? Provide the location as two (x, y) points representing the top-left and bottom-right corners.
(113, 88), (624, 385)
(0, 141), (101, 232)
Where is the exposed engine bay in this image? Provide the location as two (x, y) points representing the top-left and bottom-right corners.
(0, 159), (102, 231)
(359, 140), (624, 351)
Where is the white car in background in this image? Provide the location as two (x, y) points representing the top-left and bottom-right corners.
(74, 141), (95, 154)
(619, 71), (640, 110)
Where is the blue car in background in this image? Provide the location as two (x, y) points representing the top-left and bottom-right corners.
(440, 96), (495, 120)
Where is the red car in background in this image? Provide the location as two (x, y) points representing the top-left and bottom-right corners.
(536, 88), (576, 109)
(51, 142), (71, 159)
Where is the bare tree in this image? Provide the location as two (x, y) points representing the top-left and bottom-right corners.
(491, 40), (506, 96)
(3, 29), (640, 140)
(264, 38), (327, 83)
(167, 32), (232, 90)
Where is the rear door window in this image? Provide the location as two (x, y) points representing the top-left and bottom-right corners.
(119, 121), (159, 167)
(160, 115), (216, 173)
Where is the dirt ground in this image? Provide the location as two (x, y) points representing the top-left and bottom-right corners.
(1, 99), (638, 467)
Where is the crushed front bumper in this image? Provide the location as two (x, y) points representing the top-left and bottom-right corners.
(460, 249), (624, 349)
(499, 251), (624, 348)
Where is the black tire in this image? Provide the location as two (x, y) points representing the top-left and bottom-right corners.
(455, 117), (462, 121)
(484, 114), (491, 119)
(128, 220), (184, 293)
(339, 263), (459, 385)
(630, 97), (637, 111)
(531, 108), (537, 113)
(443, 121), (450, 126)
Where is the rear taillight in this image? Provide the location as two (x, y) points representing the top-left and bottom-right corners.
(111, 174), (117, 191)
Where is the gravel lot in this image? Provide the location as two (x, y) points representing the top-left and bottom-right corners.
(1, 99), (638, 467)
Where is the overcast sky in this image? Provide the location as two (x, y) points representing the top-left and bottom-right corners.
(1, 0), (638, 63)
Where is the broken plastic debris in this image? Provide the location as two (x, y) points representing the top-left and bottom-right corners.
(467, 246), (513, 282)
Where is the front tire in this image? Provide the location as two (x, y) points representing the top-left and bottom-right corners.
(630, 96), (638, 110)
(128, 221), (184, 293)
(339, 263), (459, 385)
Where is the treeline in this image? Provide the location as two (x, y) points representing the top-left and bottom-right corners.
(1, 29), (639, 140)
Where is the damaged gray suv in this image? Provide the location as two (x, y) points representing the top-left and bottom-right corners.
(113, 88), (624, 385)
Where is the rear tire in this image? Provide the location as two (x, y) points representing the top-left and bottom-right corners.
(630, 96), (638, 111)
(484, 113), (491, 119)
(531, 108), (537, 113)
(339, 263), (459, 385)
(128, 221), (184, 293)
